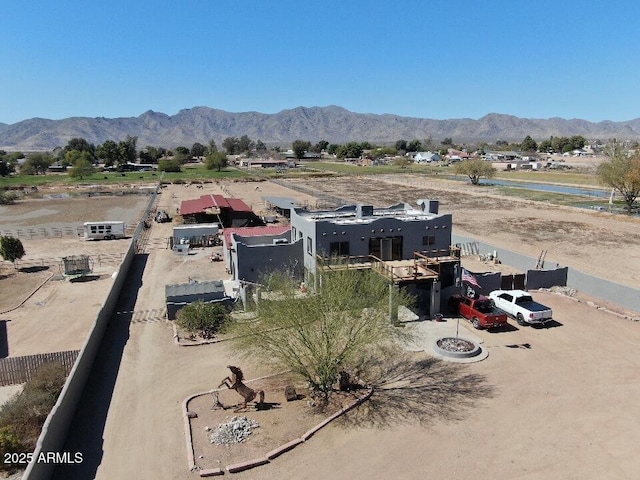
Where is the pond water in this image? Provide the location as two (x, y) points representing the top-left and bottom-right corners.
(455, 177), (638, 216)
(478, 178), (610, 198)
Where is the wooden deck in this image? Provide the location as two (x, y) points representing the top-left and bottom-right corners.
(317, 247), (460, 283)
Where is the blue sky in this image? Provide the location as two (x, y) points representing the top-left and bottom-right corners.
(2, 0), (639, 124)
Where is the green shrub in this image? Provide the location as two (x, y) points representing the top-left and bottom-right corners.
(158, 159), (181, 172)
(176, 301), (229, 337)
(0, 425), (25, 474)
(0, 425), (24, 453)
(0, 191), (18, 205)
(0, 363), (66, 472)
(0, 236), (26, 263)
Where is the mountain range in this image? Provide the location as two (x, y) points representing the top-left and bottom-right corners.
(1, 106), (640, 151)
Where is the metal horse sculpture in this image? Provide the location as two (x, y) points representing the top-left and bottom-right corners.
(218, 365), (265, 411)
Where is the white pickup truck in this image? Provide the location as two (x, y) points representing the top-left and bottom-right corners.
(489, 290), (553, 326)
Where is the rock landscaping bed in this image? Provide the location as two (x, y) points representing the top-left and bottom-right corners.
(187, 373), (369, 472)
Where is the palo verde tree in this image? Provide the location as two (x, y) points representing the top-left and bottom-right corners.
(230, 269), (413, 398)
(597, 141), (640, 213)
(453, 159), (496, 185)
(0, 236), (25, 266)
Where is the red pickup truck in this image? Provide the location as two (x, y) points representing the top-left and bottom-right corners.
(449, 295), (509, 330)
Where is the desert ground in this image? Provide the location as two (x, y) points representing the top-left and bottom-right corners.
(2, 173), (640, 479)
(0, 192), (150, 357)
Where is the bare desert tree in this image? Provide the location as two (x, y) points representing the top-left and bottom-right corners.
(598, 141), (640, 213)
(453, 159), (496, 185)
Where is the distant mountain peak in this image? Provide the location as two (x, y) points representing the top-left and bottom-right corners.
(1, 106), (640, 151)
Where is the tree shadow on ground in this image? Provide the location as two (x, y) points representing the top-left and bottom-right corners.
(69, 274), (101, 283)
(18, 266), (50, 273)
(341, 349), (495, 429)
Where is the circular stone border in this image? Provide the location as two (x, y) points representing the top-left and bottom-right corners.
(433, 337), (482, 359)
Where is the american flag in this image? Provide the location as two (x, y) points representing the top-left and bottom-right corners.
(461, 268), (481, 288)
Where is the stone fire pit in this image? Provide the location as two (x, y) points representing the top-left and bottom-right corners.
(434, 337), (481, 359)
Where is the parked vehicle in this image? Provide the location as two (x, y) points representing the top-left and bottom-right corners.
(83, 221), (126, 240)
(155, 210), (171, 223)
(450, 295), (508, 330)
(489, 290), (553, 325)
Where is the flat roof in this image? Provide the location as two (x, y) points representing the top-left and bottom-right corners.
(223, 225), (291, 249)
(165, 280), (226, 298)
(173, 223), (219, 231)
(294, 202), (441, 223)
(262, 196), (299, 210)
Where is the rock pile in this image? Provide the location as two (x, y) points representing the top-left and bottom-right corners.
(545, 286), (577, 297)
(437, 337), (475, 352)
(209, 416), (260, 446)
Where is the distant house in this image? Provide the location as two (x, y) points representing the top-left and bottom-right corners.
(485, 151), (522, 162)
(414, 151), (441, 163)
(238, 158), (290, 169)
(443, 149), (465, 163)
(48, 162), (68, 172)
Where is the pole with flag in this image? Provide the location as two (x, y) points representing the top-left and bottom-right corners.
(461, 268), (481, 289)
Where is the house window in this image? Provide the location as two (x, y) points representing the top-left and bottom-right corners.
(369, 236), (403, 261)
(329, 241), (350, 256)
(307, 236), (313, 256)
(422, 235), (436, 246)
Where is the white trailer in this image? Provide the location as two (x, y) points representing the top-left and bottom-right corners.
(83, 221), (126, 240)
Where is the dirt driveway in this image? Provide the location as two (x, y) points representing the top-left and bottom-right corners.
(85, 243), (640, 480)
